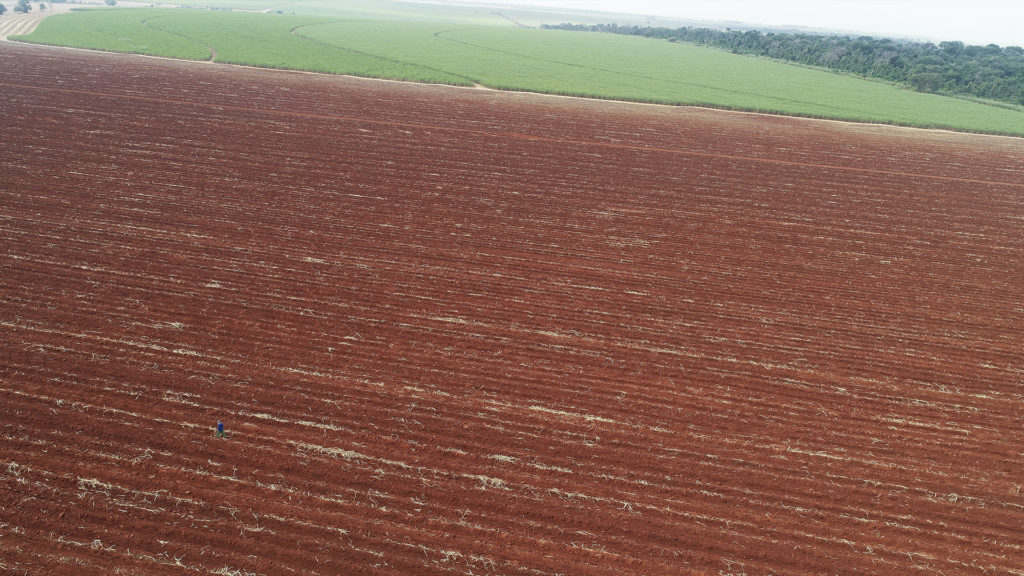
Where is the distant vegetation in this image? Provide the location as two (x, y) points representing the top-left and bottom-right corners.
(12, 7), (1024, 135)
(545, 23), (1024, 107)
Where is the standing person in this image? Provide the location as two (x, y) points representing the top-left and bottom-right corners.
(216, 420), (225, 438)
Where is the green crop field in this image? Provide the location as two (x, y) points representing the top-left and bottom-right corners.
(14, 9), (212, 60)
(12, 4), (1024, 135)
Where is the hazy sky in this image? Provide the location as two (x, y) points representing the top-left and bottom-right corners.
(509, 0), (1024, 47)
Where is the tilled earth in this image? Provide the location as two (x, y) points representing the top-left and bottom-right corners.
(2, 43), (1023, 575)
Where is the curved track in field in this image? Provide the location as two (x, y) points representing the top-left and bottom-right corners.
(0, 4), (72, 40)
(0, 13), (46, 39)
(2, 43), (1023, 575)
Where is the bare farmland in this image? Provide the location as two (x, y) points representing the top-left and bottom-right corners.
(1, 43), (1023, 575)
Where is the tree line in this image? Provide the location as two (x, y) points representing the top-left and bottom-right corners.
(543, 23), (1024, 106)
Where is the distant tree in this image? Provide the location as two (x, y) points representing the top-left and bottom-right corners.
(909, 72), (943, 93)
(545, 22), (1024, 105)
(14, 0), (31, 13)
(105, 0), (117, 5)
(939, 40), (964, 57)
(0, 4), (7, 15)
(39, 3), (47, 10)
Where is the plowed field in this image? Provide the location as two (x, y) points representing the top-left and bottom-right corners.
(2, 43), (1023, 575)
(0, 5), (69, 40)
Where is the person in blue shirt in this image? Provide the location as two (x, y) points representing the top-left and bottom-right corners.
(216, 420), (225, 438)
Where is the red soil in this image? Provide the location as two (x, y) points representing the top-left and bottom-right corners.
(2, 43), (1023, 575)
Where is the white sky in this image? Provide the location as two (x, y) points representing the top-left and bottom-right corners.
(509, 0), (1024, 47)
